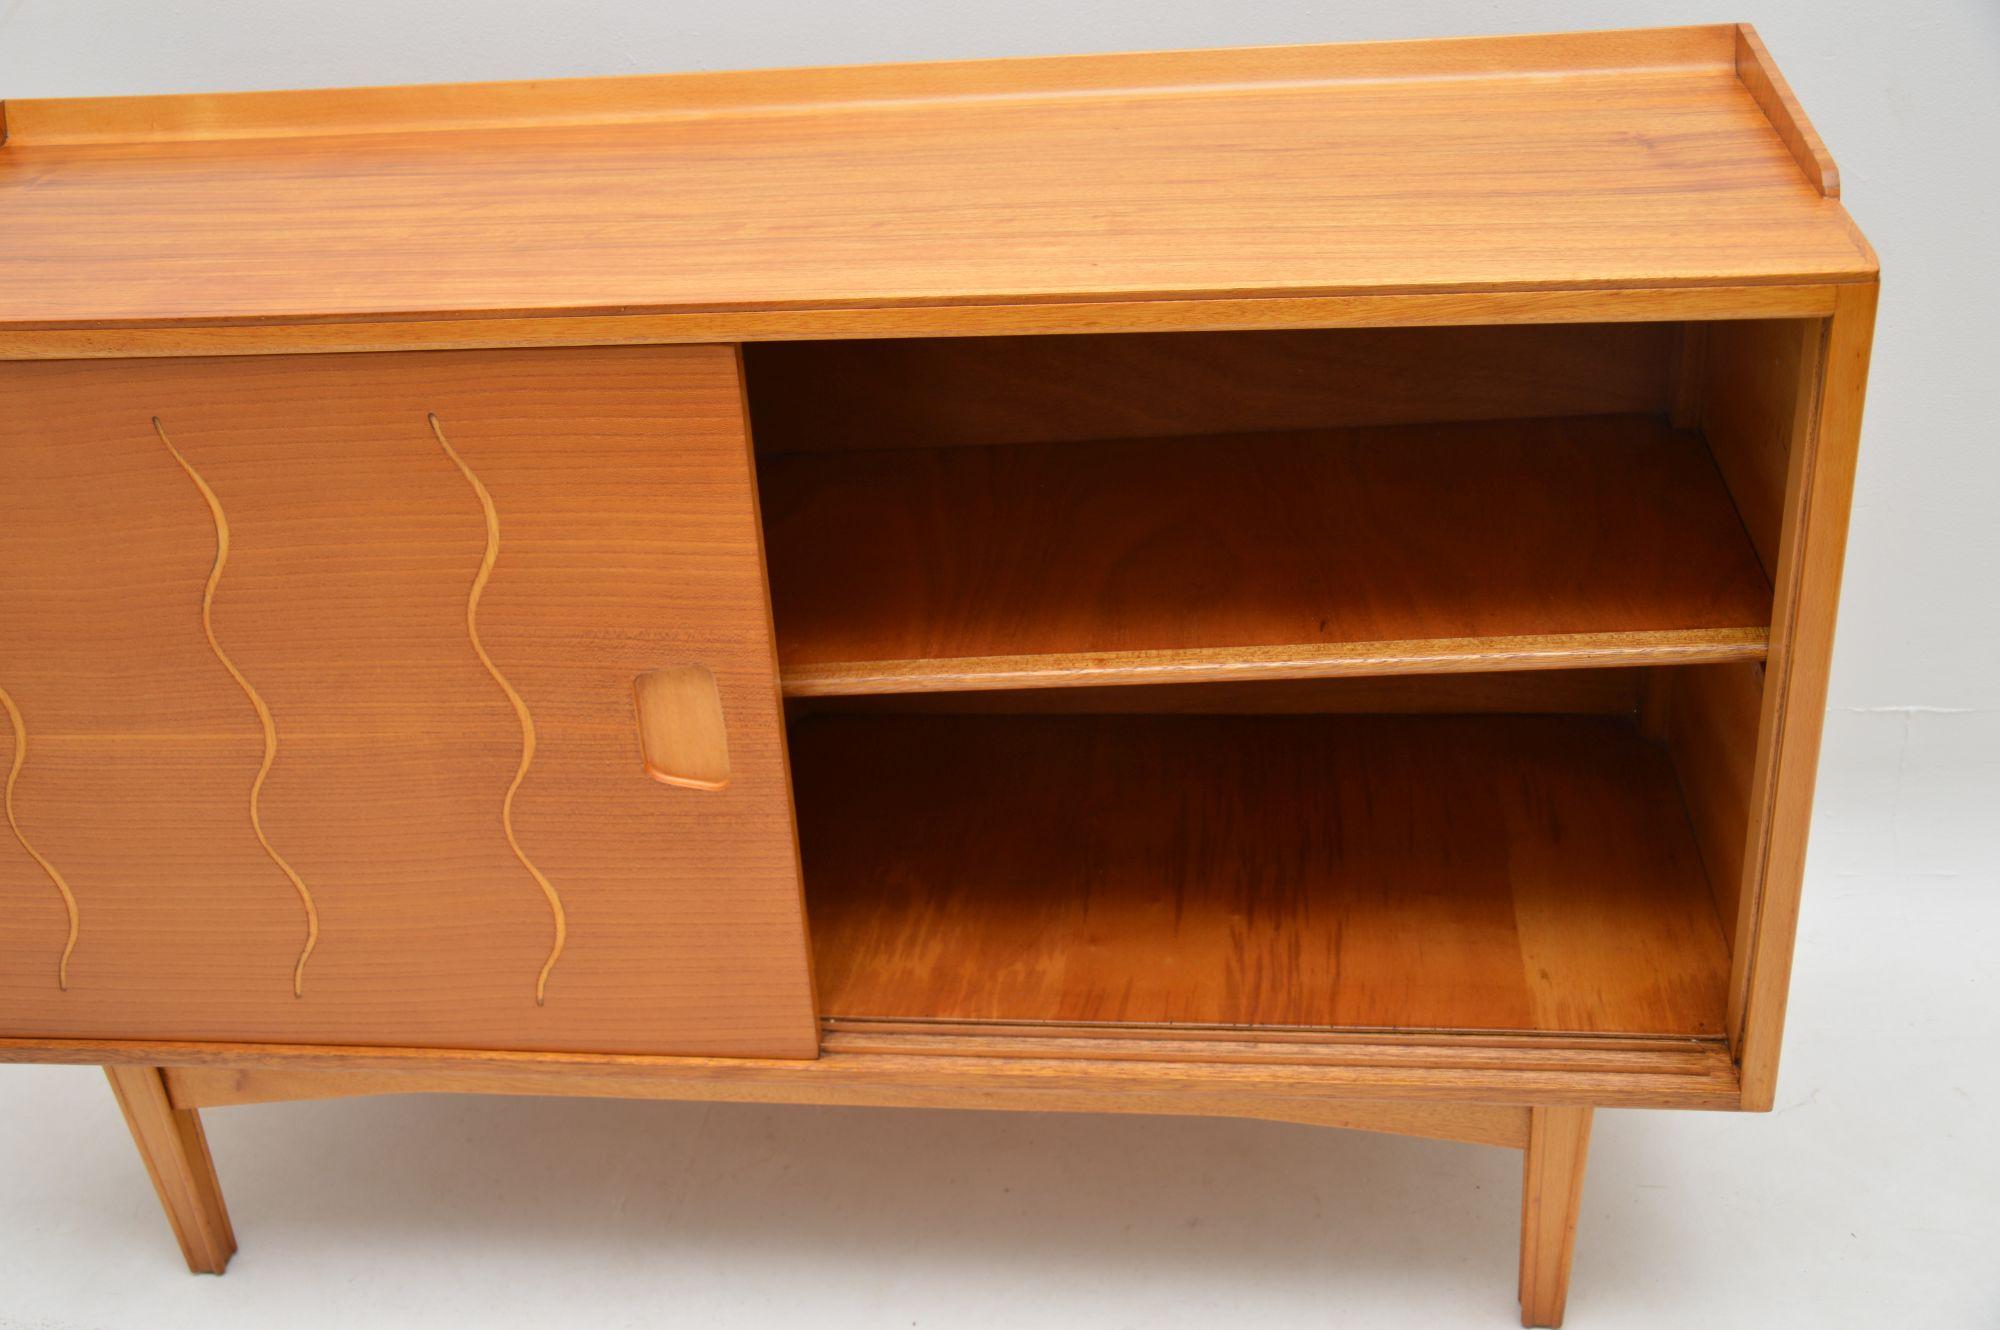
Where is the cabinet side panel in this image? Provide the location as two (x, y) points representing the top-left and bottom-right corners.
(1701, 318), (1817, 578)
(1659, 661), (1764, 949)
(1729, 285), (1876, 1108)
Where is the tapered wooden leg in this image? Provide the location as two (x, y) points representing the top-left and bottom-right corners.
(1519, 1106), (1591, 1328)
(104, 1065), (236, 1273)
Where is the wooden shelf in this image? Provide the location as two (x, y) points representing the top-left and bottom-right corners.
(795, 712), (1732, 1038)
(763, 414), (1773, 696)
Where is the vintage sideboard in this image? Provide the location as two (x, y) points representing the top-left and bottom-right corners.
(0, 24), (1876, 1324)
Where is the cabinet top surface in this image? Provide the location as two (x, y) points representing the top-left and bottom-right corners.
(0, 23), (1873, 334)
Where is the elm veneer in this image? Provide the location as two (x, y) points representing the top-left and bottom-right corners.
(0, 24), (1877, 1326)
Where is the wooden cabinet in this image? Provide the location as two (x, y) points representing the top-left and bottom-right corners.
(0, 24), (1876, 1326)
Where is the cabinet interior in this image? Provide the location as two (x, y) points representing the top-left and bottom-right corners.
(743, 319), (1816, 1043)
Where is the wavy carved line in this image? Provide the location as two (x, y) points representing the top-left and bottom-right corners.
(0, 684), (80, 989)
(429, 413), (566, 1006)
(153, 418), (319, 998)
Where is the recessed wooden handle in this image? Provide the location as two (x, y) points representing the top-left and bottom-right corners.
(633, 664), (731, 791)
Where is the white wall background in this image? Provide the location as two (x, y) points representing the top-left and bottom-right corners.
(1, 4), (1994, 1328)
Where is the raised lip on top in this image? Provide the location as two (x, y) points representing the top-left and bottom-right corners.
(1, 23), (1834, 197)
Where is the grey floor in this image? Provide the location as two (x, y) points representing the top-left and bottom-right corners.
(2, 863), (1994, 1329)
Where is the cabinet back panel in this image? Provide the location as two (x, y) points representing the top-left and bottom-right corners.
(761, 415), (1773, 679)
(746, 324), (1675, 454)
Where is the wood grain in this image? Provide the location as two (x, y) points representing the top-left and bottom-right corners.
(159, 1062), (1531, 1148)
(0, 348), (816, 1058)
(1669, 322), (1709, 429)
(1703, 318), (1819, 576)
(0, 285), (1844, 362)
(634, 664), (733, 791)
(1731, 282), (1877, 1108)
(3, 1027), (1743, 1110)
(1519, 1105), (1592, 1327)
(795, 714), (1732, 1036)
(103, 1065), (236, 1273)
(1659, 662), (1764, 949)
(1734, 25), (1840, 198)
(745, 324), (1675, 454)
(780, 633), (1769, 699)
(0, 30), (1871, 337)
(763, 416), (1774, 695)
(817, 1027), (1726, 1065)
(1, 25), (1751, 145)
(794, 668), (1648, 718)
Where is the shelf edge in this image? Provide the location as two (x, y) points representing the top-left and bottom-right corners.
(0, 284), (1848, 361)
(782, 628), (1770, 698)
